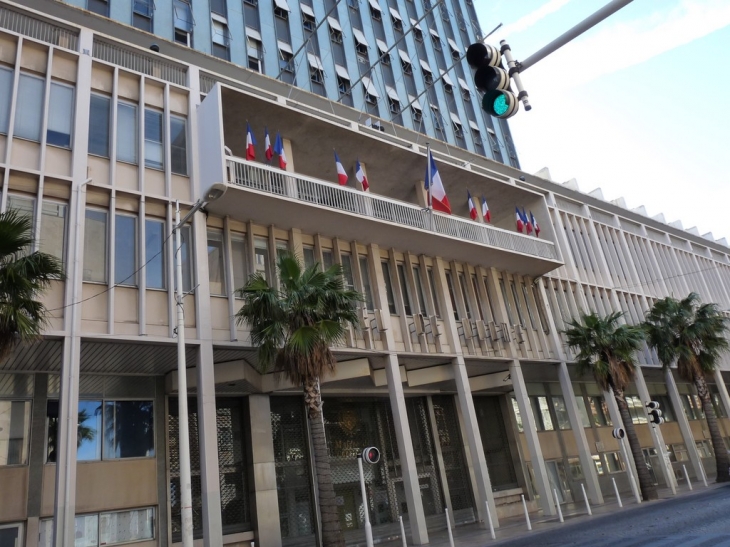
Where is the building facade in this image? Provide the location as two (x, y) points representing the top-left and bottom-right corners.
(1, 1), (730, 547)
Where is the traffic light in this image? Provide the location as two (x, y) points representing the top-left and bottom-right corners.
(646, 401), (665, 425)
(466, 43), (519, 119)
(362, 446), (380, 464)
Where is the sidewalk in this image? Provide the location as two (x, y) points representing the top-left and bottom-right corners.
(365, 482), (725, 547)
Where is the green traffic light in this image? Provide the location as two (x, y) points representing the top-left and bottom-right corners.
(481, 89), (518, 119)
(492, 94), (509, 117)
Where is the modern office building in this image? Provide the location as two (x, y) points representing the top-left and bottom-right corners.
(2, 1), (730, 547)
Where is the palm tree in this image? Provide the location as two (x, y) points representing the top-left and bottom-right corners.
(0, 209), (64, 361)
(643, 293), (730, 483)
(564, 311), (659, 500)
(236, 252), (362, 547)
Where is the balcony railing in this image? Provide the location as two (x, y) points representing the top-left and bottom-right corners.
(227, 158), (559, 261)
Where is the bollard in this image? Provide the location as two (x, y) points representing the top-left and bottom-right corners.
(611, 477), (623, 508)
(581, 483), (592, 516)
(700, 461), (708, 487)
(444, 507), (455, 547)
(399, 516), (407, 547)
(520, 494), (532, 531)
(552, 489), (563, 523)
(683, 464), (693, 491)
(484, 501), (496, 540)
(250, 542), (255, 547)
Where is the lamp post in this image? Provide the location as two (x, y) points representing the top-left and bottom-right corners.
(174, 183), (227, 547)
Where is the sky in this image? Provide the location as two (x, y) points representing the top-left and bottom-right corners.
(474, 0), (730, 242)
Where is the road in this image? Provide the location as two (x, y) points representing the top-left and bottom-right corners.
(498, 485), (730, 547)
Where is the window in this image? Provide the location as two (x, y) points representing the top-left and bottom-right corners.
(354, 28), (369, 56)
(144, 109), (163, 169)
(0, 67), (12, 134)
(40, 201), (67, 263)
(337, 75), (350, 95)
(274, 0), (290, 19)
(370, 6), (381, 21)
(551, 396), (571, 430)
(322, 250), (334, 270)
(605, 452), (625, 473)
(115, 214), (137, 286)
(207, 231), (226, 296)
(588, 396), (612, 426)
(388, 97), (399, 114)
(247, 33), (263, 72)
(592, 455), (605, 475)
(696, 440), (713, 458)
(211, 0), (227, 16)
(133, 0), (154, 31)
(431, 34), (441, 51)
(510, 281), (525, 327)
(279, 50), (294, 73)
(310, 67), (323, 84)
(445, 271), (459, 321)
(117, 102), (138, 163)
(381, 261), (397, 314)
(390, 8), (403, 31)
(427, 267), (440, 317)
(626, 395), (647, 424)
(87, 0), (109, 17)
(212, 19), (231, 60)
(302, 11), (315, 32)
(15, 74), (44, 142)
(397, 264), (413, 316)
(458, 273), (472, 320)
(178, 225), (193, 293)
(0, 400), (31, 465)
(575, 395), (591, 427)
(231, 236), (247, 295)
(83, 209), (108, 283)
(499, 278), (515, 324)
(244, 0), (257, 4)
(39, 508), (155, 547)
(254, 237), (269, 280)
(470, 275), (484, 320)
(531, 396), (554, 431)
(302, 246), (316, 270)
(145, 219), (166, 289)
(411, 104), (422, 122)
(89, 94), (111, 157)
(412, 266), (428, 315)
(6, 195), (34, 250)
(47, 83), (74, 148)
(340, 254), (355, 291)
(532, 284), (550, 333)
(359, 256), (374, 310)
(170, 116), (188, 175)
(329, 18), (343, 43)
(511, 397), (523, 432)
(173, 0), (194, 46)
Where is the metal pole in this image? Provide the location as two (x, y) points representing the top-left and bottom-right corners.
(552, 490), (563, 523)
(444, 507), (455, 547)
(175, 200), (194, 547)
(580, 483), (592, 516)
(520, 495), (532, 531)
(683, 464), (693, 491)
(619, 438), (641, 504)
(611, 477), (623, 508)
(518, 0), (634, 72)
(426, 143), (433, 231)
(484, 501), (496, 540)
(357, 455), (374, 547)
(500, 41), (531, 111)
(398, 515), (407, 547)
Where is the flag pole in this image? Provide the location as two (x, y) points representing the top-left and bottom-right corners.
(426, 143), (433, 231)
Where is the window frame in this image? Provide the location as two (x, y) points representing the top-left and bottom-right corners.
(83, 208), (109, 284)
(46, 81), (75, 149)
(145, 218), (166, 290)
(14, 73), (45, 143)
(116, 101), (138, 164)
(144, 108), (164, 170)
(114, 213), (138, 287)
(381, 261), (397, 315)
(170, 115), (188, 176)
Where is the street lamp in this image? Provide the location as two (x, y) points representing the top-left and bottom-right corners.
(174, 182), (227, 547)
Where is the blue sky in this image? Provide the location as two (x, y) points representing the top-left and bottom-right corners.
(474, 0), (730, 242)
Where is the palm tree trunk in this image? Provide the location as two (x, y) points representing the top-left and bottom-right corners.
(694, 374), (730, 483)
(304, 378), (345, 547)
(614, 387), (659, 500)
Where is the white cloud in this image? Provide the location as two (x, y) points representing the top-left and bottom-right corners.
(493, 0), (573, 42)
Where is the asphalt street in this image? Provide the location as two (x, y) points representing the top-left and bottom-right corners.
(497, 485), (730, 547)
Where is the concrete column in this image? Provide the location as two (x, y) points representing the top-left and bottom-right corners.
(509, 360), (556, 516)
(633, 368), (677, 492)
(452, 357), (499, 526)
(249, 395), (283, 547)
(26, 374), (48, 547)
(713, 369), (730, 417)
(556, 363), (603, 504)
(385, 354), (429, 544)
(664, 368), (705, 481)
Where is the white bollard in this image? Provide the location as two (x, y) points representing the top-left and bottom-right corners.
(484, 501), (496, 540)
(699, 460), (708, 487)
(444, 507), (455, 547)
(520, 494), (532, 531)
(611, 477), (623, 508)
(250, 542), (255, 547)
(552, 489), (563, 523)
(581, 483), (592, 516)
(683, 464), (693, 490)
(399, 515), (407, 547)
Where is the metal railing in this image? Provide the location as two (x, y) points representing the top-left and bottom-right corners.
(0, 5), (78, 51)
(227, 158), (559, 261)
(92, 39), (187, 86)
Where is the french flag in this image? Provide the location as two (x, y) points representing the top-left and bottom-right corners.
(515, 207), (524, 233)
(424, 152), (451, 214)
(273, 131), (287, 170)
(355, 159), (369, 191)
(245, 122), (256, 161)
(481, 196), (491, 223)
(523, 207), (533, 235)
(467, 190), (477, 220)
(334, 150), (348, 185)
(264, 127), (273, 161)
(531, 211), (540, 237)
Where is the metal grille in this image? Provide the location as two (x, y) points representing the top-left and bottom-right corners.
(322, 397), (442, 536)
(92, 39), (187, 86)
(473, 396), (518, 490)
(589, 208), (616, 227)
(169, 398), (252, 541)
(228, 158), (559, 261)
(0, 6), (78, 51)
(431, 396), (473, 513)
(271, 397), (315, 541)
(554, 197), (585, 217)
(200, 73), (219, 95)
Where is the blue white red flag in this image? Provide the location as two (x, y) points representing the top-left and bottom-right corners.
(515, 207), (524, 233)
(481, 196), (491, 223)
(467, 190), (477, 220)
(424, 152), (451, 214)
(246, 122), (256, 161)
(531, 211), (540, 237)
(334, 150), (348, 185)
(273, 132), (287, 170)
(264, 127), (273, 161)
(355, 159), (369, 191)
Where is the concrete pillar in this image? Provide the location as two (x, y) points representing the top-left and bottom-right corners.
(509, 360), (556, 516)
(452, 357), (499, 526)
(26, 374), (48, 547)
(664, 368), (705, 481)
(556, 363), (603, 504)
(713, 369), (730, 418)
(249, 395), (283, 547)
(385, 354), (429, 544)
(633, 368), (677, 492)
